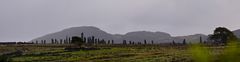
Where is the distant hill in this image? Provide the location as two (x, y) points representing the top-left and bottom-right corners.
(233, 29), (240, 38)
(119, 31), (172, 44)
(31, 26), (115, 43)
(31, 26), (208, 44)
(173, 34), (208, 43)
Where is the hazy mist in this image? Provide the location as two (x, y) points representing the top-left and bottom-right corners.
(0, 0), (240, 41)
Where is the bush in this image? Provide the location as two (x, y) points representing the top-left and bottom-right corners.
(0, 55), (11, 62)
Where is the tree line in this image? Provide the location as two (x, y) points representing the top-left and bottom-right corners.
(34, 27), (239, 46)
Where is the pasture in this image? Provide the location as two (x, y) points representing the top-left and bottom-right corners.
(0, 44), (228, 62)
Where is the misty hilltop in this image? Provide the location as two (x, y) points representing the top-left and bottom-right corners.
(233, 29), (240, 38)
(31, 26), (210, 44)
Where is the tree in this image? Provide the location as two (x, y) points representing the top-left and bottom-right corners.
(65, 36), (69, 44)
(51, 39), (54, 44)
(99, 39), (106, 44)
(91, 36), (95, 44)
(144, 40), (147, 44)
(64, 40), (66, 44)
(108, 40), (110, 44)
(44, 40), (46, 44)
(60, 39), (63, 44)
(87, 37), (94, 45)
(200, 36), (203, 44)
(68, 37), (71, 43)
(81, 32), (84, 39)
(183, 39), (186, 45)
(138, 42), (142, 45)
(112, 40), (114, 44)
(151, 40), (154, 44)
(71, 36), (84, 46)
(123, 40), (127, 45)
(172, 40), (176, 45)
(41, 40), (43, 44)
(209, 27), (238, 45)
(54, 39), (58, 44)
(97, 40), (100, 44)
(95, 39), (98, 45)
(36, 40), (38, 44)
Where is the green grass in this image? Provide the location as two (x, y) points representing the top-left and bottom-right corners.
(0, 44), (239, 62)
(6, 46), (191, 62)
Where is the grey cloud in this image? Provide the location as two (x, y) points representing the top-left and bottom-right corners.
(0, 0), (240, 41)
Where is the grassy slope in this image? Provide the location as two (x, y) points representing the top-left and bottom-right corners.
(7, 45), (192, 62)
(1, 44), (233, 62)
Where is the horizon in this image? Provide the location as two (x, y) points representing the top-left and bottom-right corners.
(1, 0), (240, 42)
(1, 26), (239, 42)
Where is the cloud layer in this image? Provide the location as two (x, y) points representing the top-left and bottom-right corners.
(0, 0), (240, 41)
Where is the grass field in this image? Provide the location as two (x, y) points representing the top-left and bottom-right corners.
(0, 44), (236, 62)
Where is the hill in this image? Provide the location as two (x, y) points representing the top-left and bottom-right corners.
(31, 26), (208, 44)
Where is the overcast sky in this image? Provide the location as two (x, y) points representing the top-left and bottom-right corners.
(0, 0), (240, 42)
